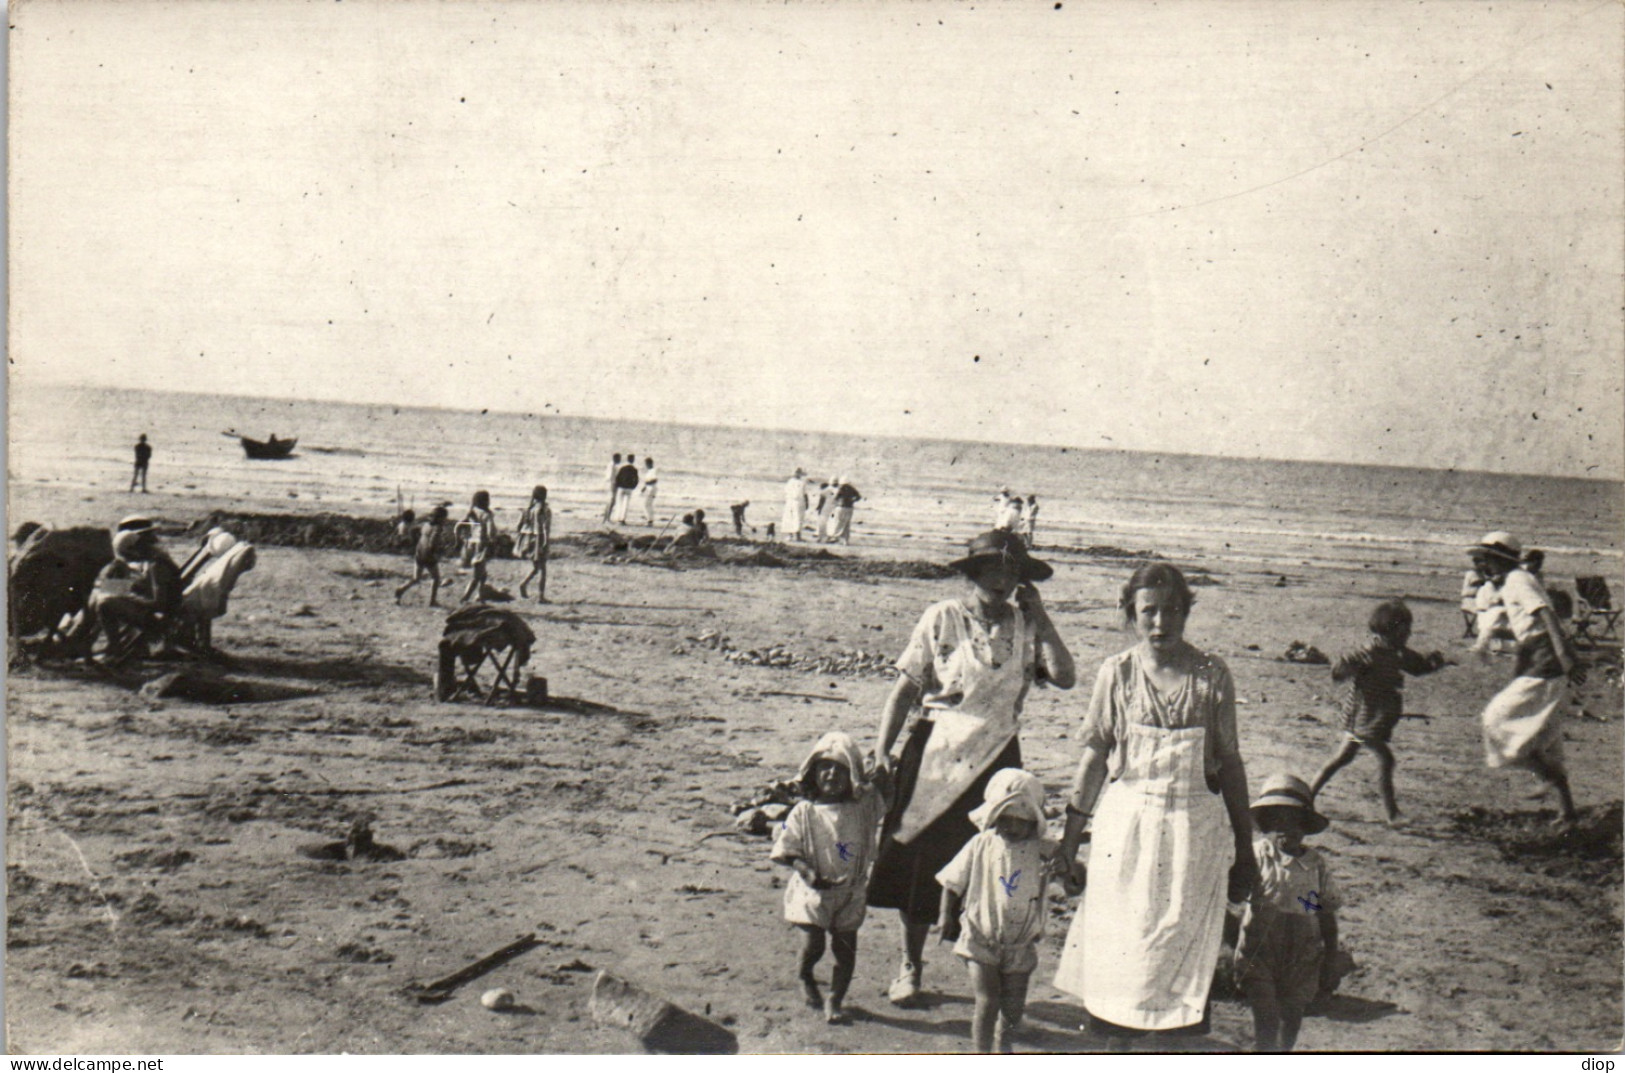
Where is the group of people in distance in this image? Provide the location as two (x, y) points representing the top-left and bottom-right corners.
(395, 485), (553, 607)
(768, 526), (1589, 1052)
(781, 468), (864, 544)
(992, 487), (1040, 548)
(602, 452), (659, 526)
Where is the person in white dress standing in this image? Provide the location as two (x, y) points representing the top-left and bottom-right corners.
(639, 457), (660, 525)
(782, 468), (809, 542)
(814, 476), (839, 541)
(1053, 561), (1258, 1047)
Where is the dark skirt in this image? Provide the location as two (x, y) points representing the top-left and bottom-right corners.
(866, 721), (1022, 923)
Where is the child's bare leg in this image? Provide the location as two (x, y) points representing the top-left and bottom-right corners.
(396, 564), (426, 603)
(826, 929), (857, 1023)
(1370, 741), (1400, 820)
(1279, 1006), (1306, 1052)
(993, 970), (1030, 1053)
(966, 960), (1002, 1053)
(1246, 978), (1284, 1053)
(518, 564), (536, 599)
(536, 558), (548, 602)
(427, 564), (441, 607)
(796, 926), (825, 1009)
(460, 564), (483, 604)
(1310, 740), (1360, 798)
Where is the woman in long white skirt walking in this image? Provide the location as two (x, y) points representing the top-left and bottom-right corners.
(1468, 531), (1584, 824)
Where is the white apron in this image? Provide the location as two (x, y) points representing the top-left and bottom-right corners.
(1053, 723), (1234, 1031)
(894, 607), (1030, 845)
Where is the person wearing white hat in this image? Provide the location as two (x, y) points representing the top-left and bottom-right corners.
(771, 730), (887, 1026)
(826, 477), (862, 545)
(1467, 532), (1584, 823)
(935, 767), (1066, 1053)
(85, 522), (182, 663)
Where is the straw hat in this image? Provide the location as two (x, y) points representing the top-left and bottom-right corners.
(111, 529), (146, 560)
(1249, 773), (1329, 835)
(949, 529), (1053, 582)
(115, 515), (158, 534)
(1467, 531), (1523, 563)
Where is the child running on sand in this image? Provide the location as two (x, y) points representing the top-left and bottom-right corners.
(770, 731), (887, 1025)
(936, 768), (1075, 1053)
(1309, 599), (1448, 822)
(1234, 774), (1343, 1053)
(395, 505), (449, 607)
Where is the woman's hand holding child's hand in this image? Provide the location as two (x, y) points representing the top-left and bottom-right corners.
(1045, 854), (1086, 896)
(1227, 858), (1259, 903)
(936, 913), (962, 943)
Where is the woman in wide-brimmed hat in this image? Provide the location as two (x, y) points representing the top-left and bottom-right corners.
(867, 529), (1076, 1007)
(1467, 531), (1584, 823)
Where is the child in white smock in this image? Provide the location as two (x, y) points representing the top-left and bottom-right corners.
(936, 767), (1073, 1053)
(771, 731), (887, 1025)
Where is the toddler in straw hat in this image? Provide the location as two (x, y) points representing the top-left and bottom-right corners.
(1234, 773), (1347, 1052)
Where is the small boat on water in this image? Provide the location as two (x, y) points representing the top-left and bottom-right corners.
(222, 431), (298, 460)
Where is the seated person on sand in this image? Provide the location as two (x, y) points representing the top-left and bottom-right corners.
(669, 509), (713, 550)
(82, 520), (183, 663)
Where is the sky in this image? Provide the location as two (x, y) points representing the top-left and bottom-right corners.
(8, 0), (1624, 479)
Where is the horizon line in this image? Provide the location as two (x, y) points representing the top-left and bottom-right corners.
(17, 377), (1625, 486)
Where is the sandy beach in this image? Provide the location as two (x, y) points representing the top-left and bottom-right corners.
(5, 480), (1621, 1055)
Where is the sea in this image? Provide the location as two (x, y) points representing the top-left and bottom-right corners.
(8, 384), (1622, 586)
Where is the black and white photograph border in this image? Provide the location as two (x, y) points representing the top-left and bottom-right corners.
(5, 0), (1623, 1058)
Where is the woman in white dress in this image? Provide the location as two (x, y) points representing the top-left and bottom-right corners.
(1053, 562), (1258, 1045)
(781, 468), (809, 542)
